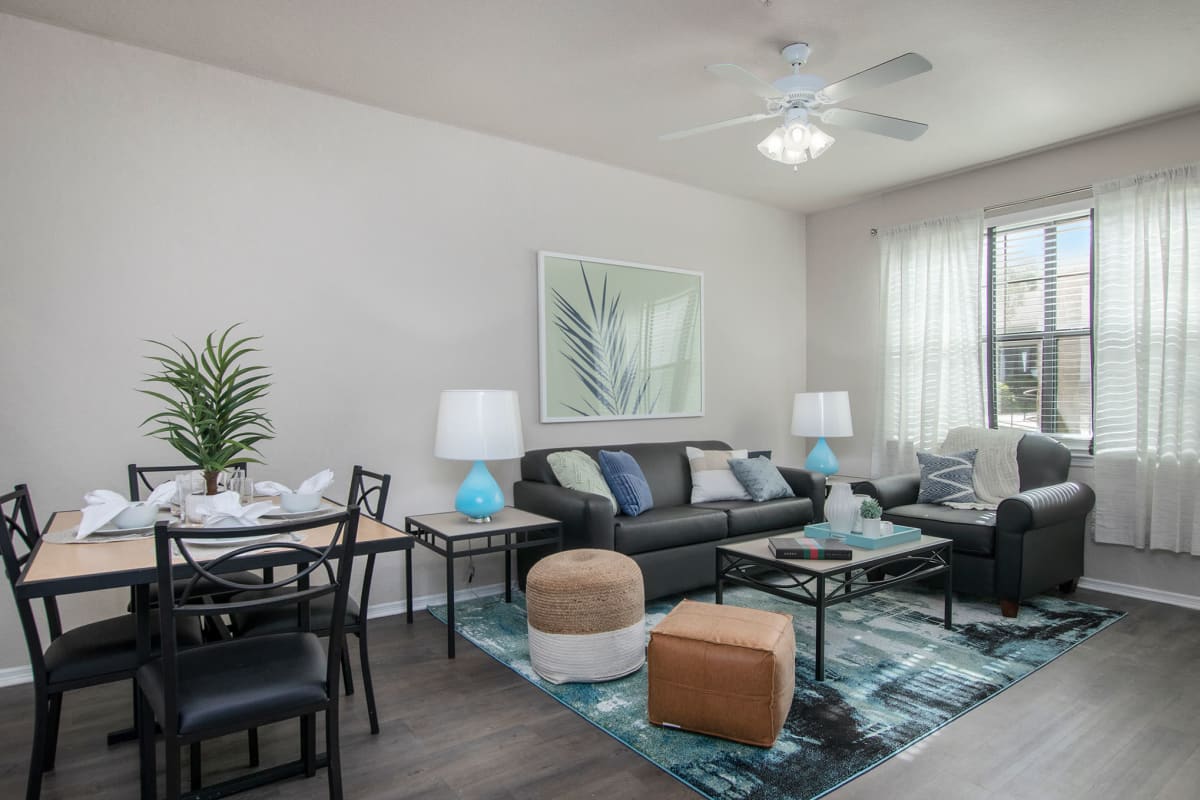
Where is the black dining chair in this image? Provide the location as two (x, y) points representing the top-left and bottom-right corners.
(136, 507), (360, 800)
(127, 462), (265, 608)
(229, 465), (390, 734)
(0, 484), (204, 800)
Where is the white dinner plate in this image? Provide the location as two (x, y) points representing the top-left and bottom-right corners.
(260, 503), (343, 520)
(179, 533), (283, 547)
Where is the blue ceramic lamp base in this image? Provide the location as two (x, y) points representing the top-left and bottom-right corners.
(455, 460), (505, 523)
(804, 436), (840, 476)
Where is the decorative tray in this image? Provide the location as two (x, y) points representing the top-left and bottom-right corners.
(802, 521), (922, 550)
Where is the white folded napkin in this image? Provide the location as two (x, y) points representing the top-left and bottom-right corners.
(254, 469), (334, 496)
(76, 482), (175, 540)
(195, 491), (277, 528)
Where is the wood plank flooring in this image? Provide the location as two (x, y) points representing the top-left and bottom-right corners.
(0, 588), (1195, 799)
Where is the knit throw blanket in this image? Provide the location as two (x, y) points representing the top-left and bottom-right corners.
(940, 427), (1023, 509)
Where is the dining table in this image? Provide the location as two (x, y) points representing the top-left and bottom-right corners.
(15, 500), (415, 762)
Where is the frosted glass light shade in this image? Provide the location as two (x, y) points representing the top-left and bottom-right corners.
(434, 389), (525, 461)
(808, 125), (835, 159)
(791, 391), (853, 438)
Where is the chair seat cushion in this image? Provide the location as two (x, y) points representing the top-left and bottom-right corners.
(231, 590), (360, 637)
(884, 503), (997, 556)
(45, 614), (203, 686)
(614, 506), (728, 556)
(693, 497), (814, 537)
(137, 632), (329, 735)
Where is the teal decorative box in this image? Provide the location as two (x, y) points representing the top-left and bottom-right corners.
(803, 521), (922, 549)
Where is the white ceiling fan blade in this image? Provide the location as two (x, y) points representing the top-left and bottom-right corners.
(705, 63), (785, 100)
(820, 108), (928, 140)
(659, 112), (778, 142)
(818, 53), (932, 104)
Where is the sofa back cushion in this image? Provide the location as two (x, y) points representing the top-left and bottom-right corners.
(522, 440), (731, 508)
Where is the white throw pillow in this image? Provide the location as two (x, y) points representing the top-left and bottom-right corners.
(686, 447), (751, 503)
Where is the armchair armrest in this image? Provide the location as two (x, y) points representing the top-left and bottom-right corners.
(777, 467), (826, 522)
(854, 474), (920, 509)
(513, 480), (616, 551)
(997, 482), (1096, 532)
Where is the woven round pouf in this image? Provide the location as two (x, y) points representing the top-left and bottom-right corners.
(526, 549), (645, 684)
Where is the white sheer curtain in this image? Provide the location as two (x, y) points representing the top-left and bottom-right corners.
(872, 212), (986, 475)
(1093, 163), (1200, 554)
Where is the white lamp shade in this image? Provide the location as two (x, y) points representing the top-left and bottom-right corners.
(434, 389), (525, 461)
(791, 391), (853, 438)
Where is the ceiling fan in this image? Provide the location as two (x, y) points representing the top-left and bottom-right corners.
(661, 42), (932, 167)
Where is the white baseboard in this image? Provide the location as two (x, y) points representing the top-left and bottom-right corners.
(1078, 577), (1200, 611)
(0, 582), (511, 689)
(0, 664), (32, 688)
(365, 580), (507, 619)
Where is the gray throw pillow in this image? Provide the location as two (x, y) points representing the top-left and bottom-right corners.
(728, 456), (795, 502)
(916, 450), (979, 504)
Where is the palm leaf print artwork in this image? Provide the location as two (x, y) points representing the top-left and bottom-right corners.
(551, 262), (659, 417)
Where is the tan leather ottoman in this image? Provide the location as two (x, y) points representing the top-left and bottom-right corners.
(647, 599), (795, 747)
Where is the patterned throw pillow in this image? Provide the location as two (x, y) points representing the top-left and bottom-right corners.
(916, 450), (979, 504)
(597, 450), (655, 517)
(547, 450), (619, 513)
(728, 456), (795, 502)
(686, 447), (751, 502)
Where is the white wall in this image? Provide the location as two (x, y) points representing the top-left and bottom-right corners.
(0, 15), (807, 670)
(806, 111), (1200, 598)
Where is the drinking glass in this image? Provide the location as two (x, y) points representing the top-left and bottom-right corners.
(175, 472), (202, 524)
(230, 469), (254, 504)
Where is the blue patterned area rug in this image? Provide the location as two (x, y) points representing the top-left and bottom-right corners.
(428, 587), (1123, 800)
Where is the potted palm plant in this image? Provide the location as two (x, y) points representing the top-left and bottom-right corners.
(139, 324), (274, 495)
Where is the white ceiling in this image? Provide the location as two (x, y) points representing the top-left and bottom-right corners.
(4, 0), (1200, 213)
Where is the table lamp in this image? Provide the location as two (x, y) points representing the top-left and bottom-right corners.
(435, 389), (525, 522)
(791, 391), (853, 476)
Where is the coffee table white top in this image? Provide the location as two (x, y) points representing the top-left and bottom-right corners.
(719, 533), (951, 575)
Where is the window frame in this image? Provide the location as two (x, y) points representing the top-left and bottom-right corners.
(984, 200), (1096, 458)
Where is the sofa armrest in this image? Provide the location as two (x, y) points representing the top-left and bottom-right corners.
(777, 467), (826, 522)
(513, 480), (616, 551)
(854, 474), (920, 509)
(997, 482), (1096, 532)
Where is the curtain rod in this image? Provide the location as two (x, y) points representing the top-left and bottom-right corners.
(869, 184), (1093, 236)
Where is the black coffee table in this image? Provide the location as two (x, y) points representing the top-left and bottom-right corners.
(716, 534), (953, 680)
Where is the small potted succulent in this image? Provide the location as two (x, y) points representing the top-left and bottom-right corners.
(139, 324), (274, 497)
(859, 497), (883, 537)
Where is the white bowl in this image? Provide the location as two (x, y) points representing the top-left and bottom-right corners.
(113, 503), (158, 529)
(279, 492), (321, 513)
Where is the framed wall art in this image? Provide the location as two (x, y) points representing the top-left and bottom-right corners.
(538, 251), (704, 423)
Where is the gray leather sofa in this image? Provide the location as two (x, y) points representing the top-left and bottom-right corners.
(514, 440), (826, 600)
(854, 433), (1094, 617)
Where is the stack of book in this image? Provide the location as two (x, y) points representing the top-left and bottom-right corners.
(767, 536), (853, 560)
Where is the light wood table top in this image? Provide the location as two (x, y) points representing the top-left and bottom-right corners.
(18, 506), (412, 599)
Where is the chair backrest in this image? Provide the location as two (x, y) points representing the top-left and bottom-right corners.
(1015, 434), (1072, 490)
(347, 465), (391, 522)
(152, 507), (360, 734)
(0, 485), (61, 677)
(127, 463), (246, 501)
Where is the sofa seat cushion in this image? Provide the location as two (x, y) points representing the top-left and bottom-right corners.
(884, 503), (996, 556)
(693, 497), (814, 537)
(614, 506), (728, 556)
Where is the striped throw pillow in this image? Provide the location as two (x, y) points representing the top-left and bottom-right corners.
(916, 450), (979, 504)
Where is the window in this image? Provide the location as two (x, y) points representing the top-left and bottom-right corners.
(986, 209), (1093, 450)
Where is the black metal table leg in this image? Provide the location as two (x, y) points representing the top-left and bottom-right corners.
(714, 550), (724, 604)
(405, 549), (414, 624)
(815, 576), (826, 681)
(445, 539), (456, 659)
(943, 546), (954, 629)
(504, 533), (512, 603)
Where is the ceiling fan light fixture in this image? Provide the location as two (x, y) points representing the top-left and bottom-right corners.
(784, 120), (810, 148)
(779, 145), (807, 165)
(807, 125), (835, 159)
(757, 127), (786, 159)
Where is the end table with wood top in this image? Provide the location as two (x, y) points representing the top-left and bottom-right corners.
(405, 508), (562, 658)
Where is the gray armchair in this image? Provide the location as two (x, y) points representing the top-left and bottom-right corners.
(854, 433), (1094, 617)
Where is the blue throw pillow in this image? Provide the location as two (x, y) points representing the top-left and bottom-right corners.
(728, 456), (795, 502)
(916, 450), (979, 504)
(597, 450), (654, 517)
